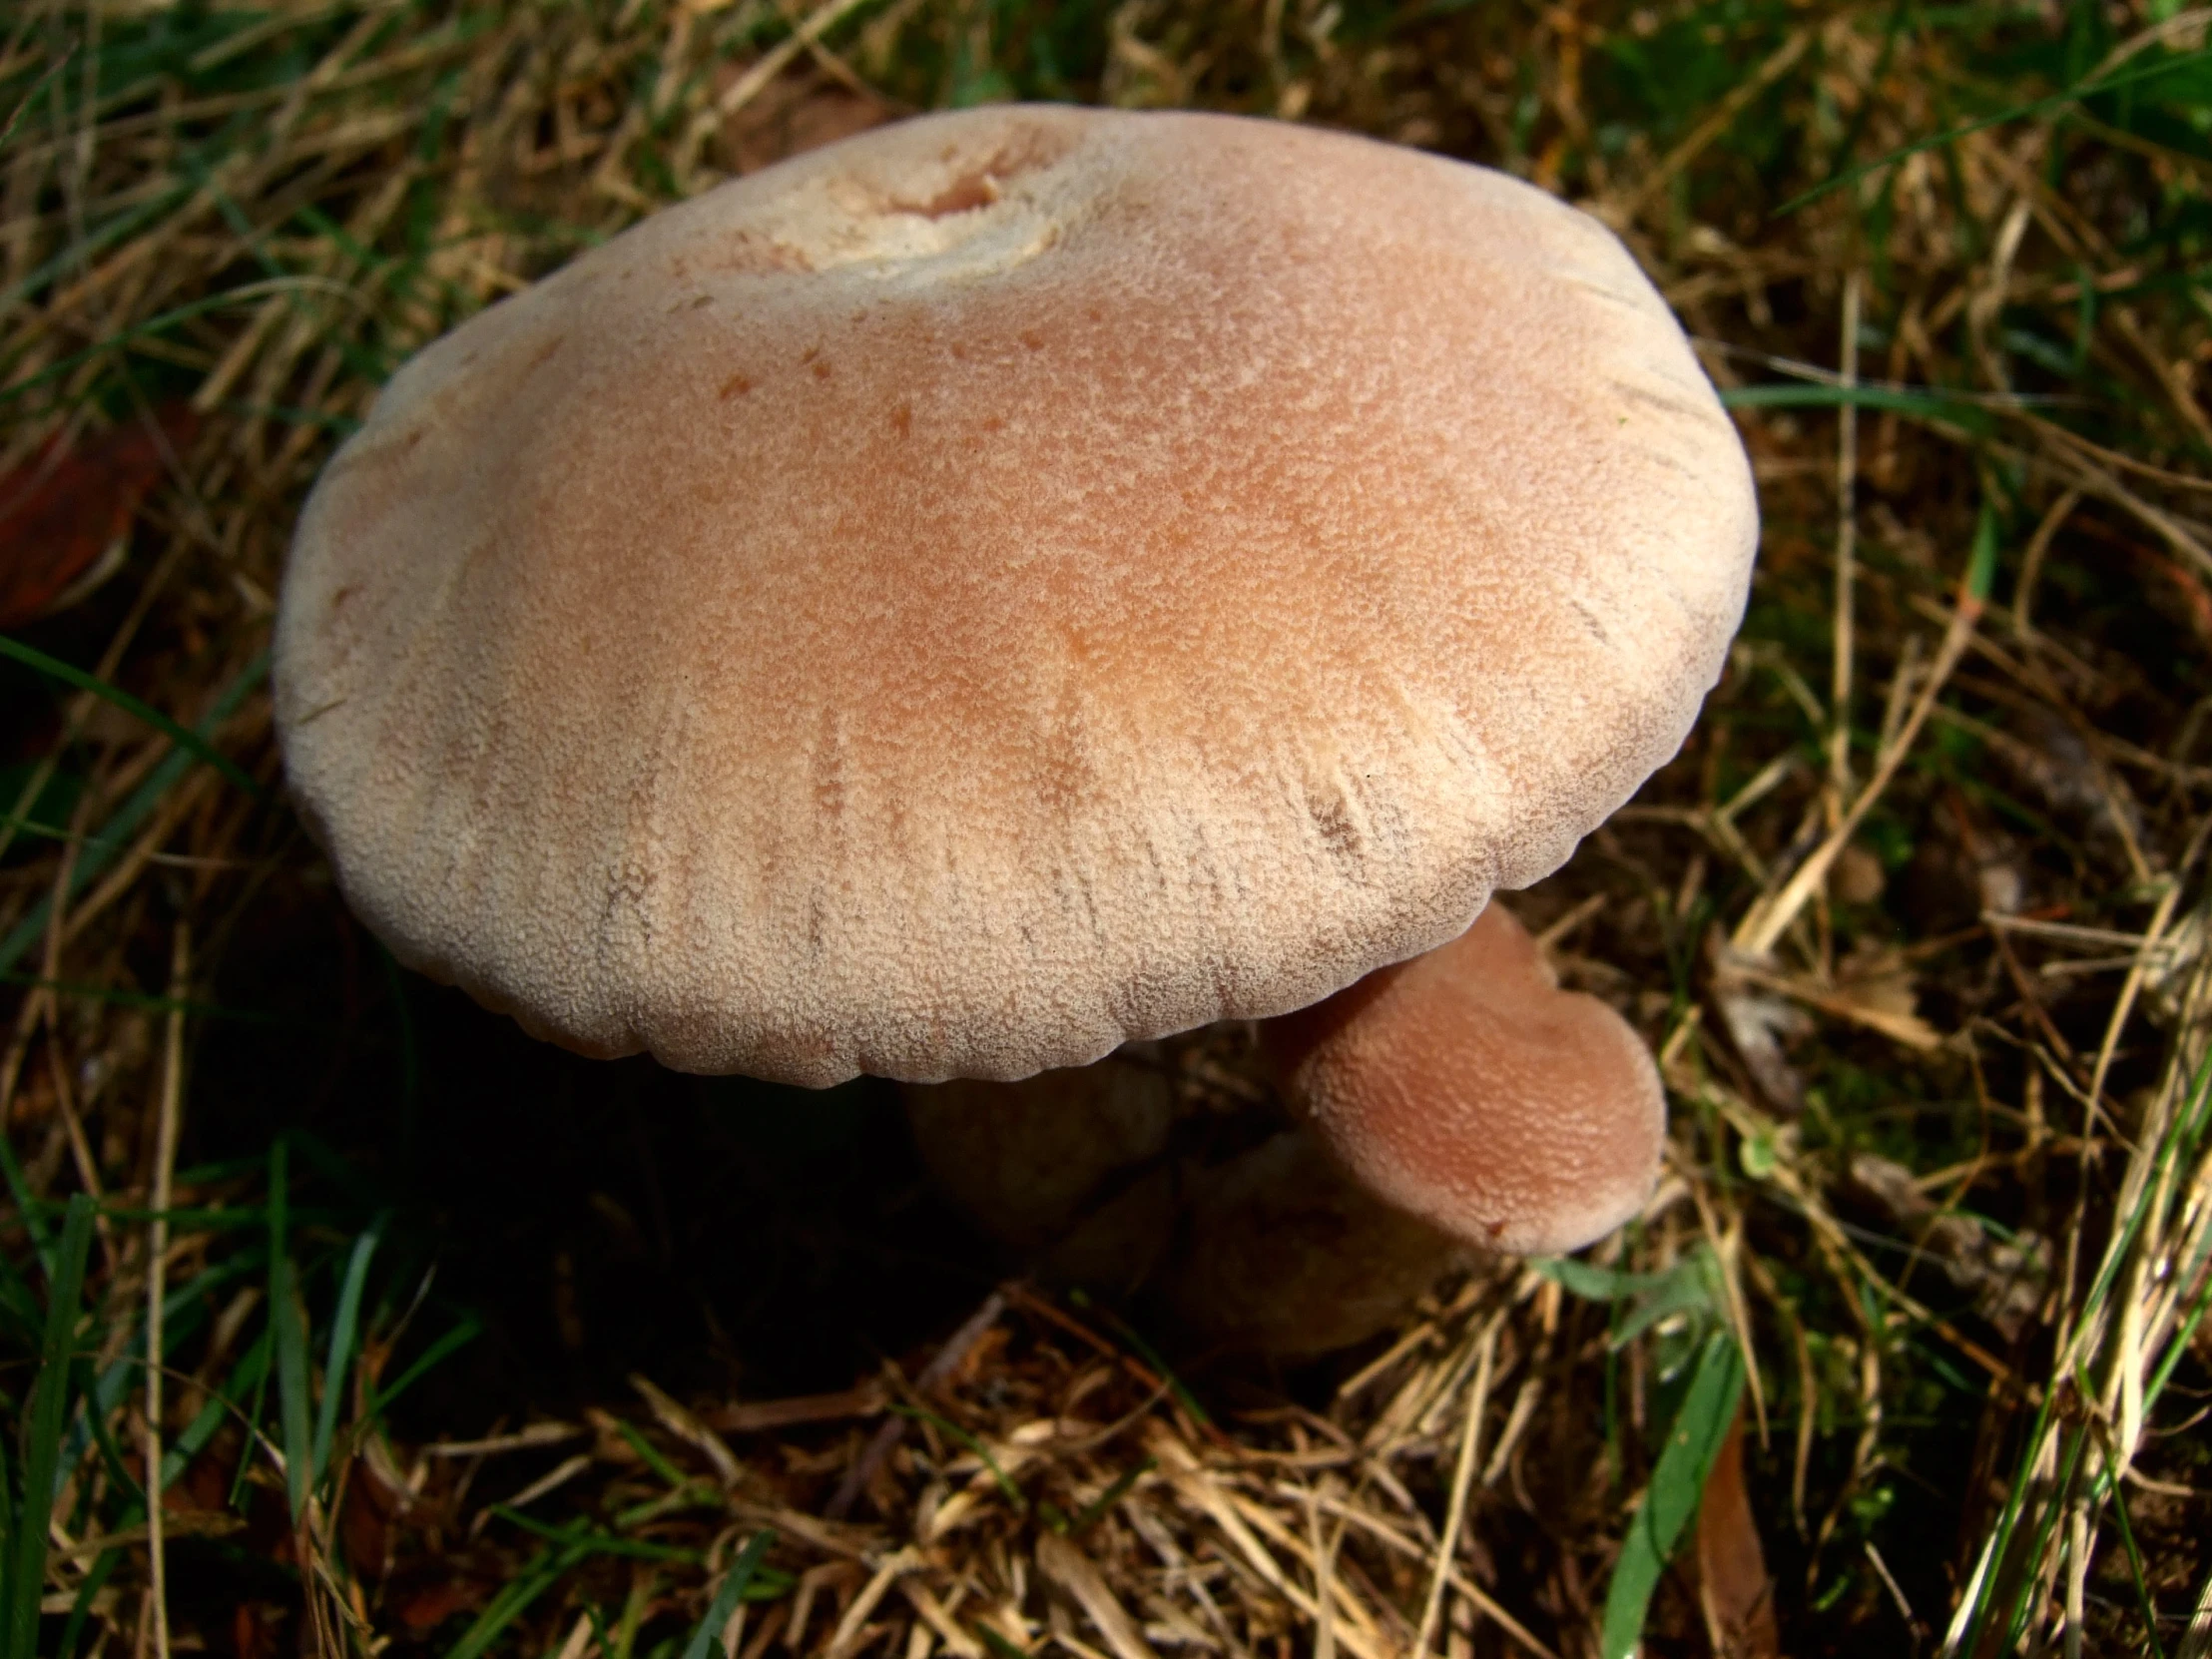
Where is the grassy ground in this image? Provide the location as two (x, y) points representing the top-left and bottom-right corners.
(4, 0), (2212, 1654)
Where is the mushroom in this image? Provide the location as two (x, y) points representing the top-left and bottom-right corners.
(275, 106), (1756, 1344)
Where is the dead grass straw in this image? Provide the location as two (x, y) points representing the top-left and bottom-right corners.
(4, 0), (2212, 1654)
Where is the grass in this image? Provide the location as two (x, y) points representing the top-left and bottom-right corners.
(4, 0), (2212, 1654)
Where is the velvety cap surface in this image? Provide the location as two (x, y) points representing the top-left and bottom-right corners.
(1264, 901), (1668, 1256)
(274, 105), (1757, 1084)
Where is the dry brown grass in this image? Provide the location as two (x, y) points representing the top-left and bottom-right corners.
(4, 0), (2212, 1655)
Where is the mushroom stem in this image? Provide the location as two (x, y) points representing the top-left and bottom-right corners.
(1260, 901), (1666, 1259)
(903, 1051), (1477, 1355)
(1161, 1127), (1477, 1358)
(901, 1057), (1178, 1265)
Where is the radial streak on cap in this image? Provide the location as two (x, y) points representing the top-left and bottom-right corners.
(274, 105), (1758, 1085)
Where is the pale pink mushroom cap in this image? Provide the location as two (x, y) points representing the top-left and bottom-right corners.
(274, 105), (1756, 1086)
(1263, 903), (1667, 1257)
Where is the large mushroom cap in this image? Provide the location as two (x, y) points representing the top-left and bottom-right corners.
(275, 105), (1757, 1086)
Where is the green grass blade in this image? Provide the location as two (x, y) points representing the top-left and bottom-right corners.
(489, 1506), (704, 1563)
(682, 1530), (775, 1659)
(1530, 1255), (1680, 1302)
(310, 1215), (385, 1487)
(890, 1403), (1025, 1508)
(1781, 44), (2212, 213)
(54, 1544), (121, 1659)
(0, 636), (262, 801)
(0, 276), (362, 411)
(165, 1329), (272, 1489)
(0, 42), (74, 152)
(228, 1331), (275, 1513)
(1966, 499), (1999, 605)
(1071, 1456), (1154, 1534)
(0, 650), (269, 981)
(268, 1142), (313, 1521)
(1598, 1330), (1747, 1659)
(1066, 1289), (1213, 1430)
(0, 1403), (12, 1635)
(7, 1193), (94, 1659)
(0, 1129), (55, 1281)
(2106, 1485), (2168, 1659)
(0, 178), (191, 320)
(614, 1418), (691, 1489)
(444, 1541), (586, 1659)
(368, 1315), (482, 1419)
(69, 1356), (146, 1510)
(1718, 382), (1996, 432)
(2145, 1249), (2212, 1409)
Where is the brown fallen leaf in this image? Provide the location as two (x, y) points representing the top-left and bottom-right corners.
(0, 406), (196, 630)
(389, 1575), (489, 1634)
(1695, 1405), (1780, 1659)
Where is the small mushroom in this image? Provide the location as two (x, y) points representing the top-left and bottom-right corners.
(1262, 901), (1666, 1259)
(912, 901), (1665, 1358)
